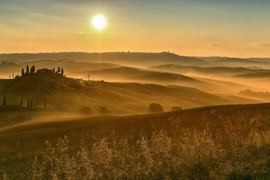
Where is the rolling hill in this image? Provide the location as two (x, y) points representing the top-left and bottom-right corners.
(231, 71), (270, 79)
(213, 58), (270, 68)
(76, 66), (255, 93)
(0, 73), (260, 114)
(0, 60), (121, 79)
(148, 64), (258, 77)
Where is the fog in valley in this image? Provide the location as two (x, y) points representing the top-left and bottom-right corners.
(1, 52), (270, 128)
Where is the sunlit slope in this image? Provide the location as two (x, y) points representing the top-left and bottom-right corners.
(0, 74), (260, 113)
(77, 66), (254, 93)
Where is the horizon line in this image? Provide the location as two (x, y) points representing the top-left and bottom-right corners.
(0, 51), (270, 59)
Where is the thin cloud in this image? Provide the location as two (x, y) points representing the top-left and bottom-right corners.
(260, 43), (270, 47)
(30, 13), (61, 19)
(211, 43), (221, 47)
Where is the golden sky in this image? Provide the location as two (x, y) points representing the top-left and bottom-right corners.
(1, 0), (270, 57)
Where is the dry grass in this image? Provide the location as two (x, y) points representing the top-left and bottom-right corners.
(1, 105), (270, 179)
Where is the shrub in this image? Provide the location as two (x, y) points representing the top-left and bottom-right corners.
(171, 106), (182, 111)
(79, 107), (92, 115)
(99, 107), (109, 115)
(148, 103), (163, 113)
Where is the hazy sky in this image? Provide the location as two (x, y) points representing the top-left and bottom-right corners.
(1, 0), (270, 57)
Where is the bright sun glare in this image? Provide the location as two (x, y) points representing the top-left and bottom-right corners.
(92, 15), (106, 30)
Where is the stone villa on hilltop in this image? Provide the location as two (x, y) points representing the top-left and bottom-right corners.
(36, 68), (54, 74)
(14, 65), (64, 79)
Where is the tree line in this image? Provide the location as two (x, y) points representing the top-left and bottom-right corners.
(2, 95), (47, 110)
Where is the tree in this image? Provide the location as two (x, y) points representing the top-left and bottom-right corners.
(99, 107), (109, 115)
(30, 65), (35, 73)
(171, 106), (183, 111)
(79, 107), (92, 115)
(58, 67), (60, 72)
(61, 67), (64, 75)
(3, 95), (6, 106)
(87, 74), (90, 81)
(21, 68), (24, 76)
(148, 103), (163, 113)
(26, 65), (29, 74)
(53, 68), (55, 74)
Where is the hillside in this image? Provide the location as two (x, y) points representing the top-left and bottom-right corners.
(0, 74), (260, 114)
(1, 102), (270, 179)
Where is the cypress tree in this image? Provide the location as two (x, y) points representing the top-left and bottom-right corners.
(3, 95), (6, 106)
(22, 68), (24, 76)
(61, 68), (64, 75)
(58, 67), (60, 72)
(26, 65), (29, 74)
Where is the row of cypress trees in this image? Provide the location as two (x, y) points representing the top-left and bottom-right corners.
(21, 65), (35, 76)
(21, 66), (64, 76)
(2, 96), (47, 110)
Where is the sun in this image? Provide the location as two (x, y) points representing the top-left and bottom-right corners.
(92, 15), (106, 30)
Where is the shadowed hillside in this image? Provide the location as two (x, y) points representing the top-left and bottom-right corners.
(2, 102), (270, 179)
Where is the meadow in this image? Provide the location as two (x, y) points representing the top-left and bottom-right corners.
(1, 103), (270, 179)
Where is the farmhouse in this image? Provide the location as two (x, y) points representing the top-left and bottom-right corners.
(36, 68), (54, 74)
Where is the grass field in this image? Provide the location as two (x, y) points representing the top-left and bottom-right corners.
(1, 103), (270, 179)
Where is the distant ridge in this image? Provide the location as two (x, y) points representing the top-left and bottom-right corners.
(0, 52), (209, 67)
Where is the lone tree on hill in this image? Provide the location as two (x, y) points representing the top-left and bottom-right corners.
(99, 107), (109, 115)
(79, 107), (92, 115)
(148, 103), (163, 113)
(3, 95), (6, 106)
(21, 68), (24, 76)
(58, 67), (60, 72)
(61, 67), (64, 75)
(171, 106), (183, 111)
(26, 65), (29, 74)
